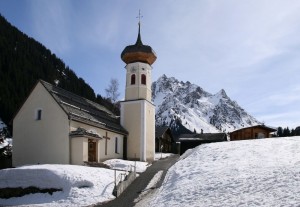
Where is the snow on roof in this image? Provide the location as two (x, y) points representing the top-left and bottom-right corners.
(146, 136), (300, 206)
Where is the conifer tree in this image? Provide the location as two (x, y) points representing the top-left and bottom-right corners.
(277, 127), (283, 137)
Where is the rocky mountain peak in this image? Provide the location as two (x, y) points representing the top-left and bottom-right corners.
(152, 74), (261, 136)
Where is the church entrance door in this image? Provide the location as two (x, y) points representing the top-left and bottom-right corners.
(88, 139), (97, 162)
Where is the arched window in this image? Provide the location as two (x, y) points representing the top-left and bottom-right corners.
(141, 74), (146, 85)
(131, 74), (136, 85)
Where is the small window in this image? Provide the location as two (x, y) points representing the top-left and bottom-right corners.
(141, 74), (146, 85)
(115, 137), (118, 153)
(131, 74), (136, 85)
(36, 109), (42, 120)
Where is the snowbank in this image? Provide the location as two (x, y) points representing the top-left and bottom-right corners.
(155, 153), (173, 160)
(104, 159), (149, 173)
(0, 139), (9, 150)
(0, 164), (126, 206)
(147, 137), (300, 206)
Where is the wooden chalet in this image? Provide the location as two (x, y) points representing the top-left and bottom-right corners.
(229, 125), (276, 141)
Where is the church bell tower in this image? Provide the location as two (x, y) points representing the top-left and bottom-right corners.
(120, 19), (157, 161)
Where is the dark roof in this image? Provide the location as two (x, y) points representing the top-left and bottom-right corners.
(179, 133), (227, 142)
(40, 80), (128, 135)
(70, 127), (102, 139)
(121, 23), (157, 65)
(155, 126), (170, 138)
(230, 125), (277, 134)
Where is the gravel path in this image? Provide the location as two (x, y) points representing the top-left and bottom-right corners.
(97, 154), (179, 207)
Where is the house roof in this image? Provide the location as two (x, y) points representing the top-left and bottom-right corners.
(179, 133), (227, 142)
(155, 126), (174, 142)
(155, 126), (170, 138)
(229, 125), (277, 134)
(40, 80), (128, 135)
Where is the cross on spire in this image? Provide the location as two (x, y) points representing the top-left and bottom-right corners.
(136, 9), (143, 25)
(135, 9), (143, 45)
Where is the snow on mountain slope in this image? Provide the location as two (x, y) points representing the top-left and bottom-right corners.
(0, 118), (5, 131)
(147, 137), (300, 206)
(152, 74), (261, 133)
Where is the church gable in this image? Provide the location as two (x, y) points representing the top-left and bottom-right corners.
(13, 81), (70, 166)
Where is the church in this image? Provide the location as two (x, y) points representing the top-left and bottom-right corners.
(12, 23), (157, 166)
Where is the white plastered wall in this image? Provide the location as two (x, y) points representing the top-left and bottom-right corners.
(125, 62), (152, 101)
(121, 100), (155, 161)
(145, 101), (155, 161)
(13, 82), (69, 167)
(71, 137), (86, 165)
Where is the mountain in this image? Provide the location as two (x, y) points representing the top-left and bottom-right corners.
(0, 15), (116, 128)
(152, 74), (261, 136)
(0, 118), (5, 131)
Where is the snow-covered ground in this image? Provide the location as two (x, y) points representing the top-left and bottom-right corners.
(155, 152), (173, 160)
(104, 159), (150, 173)
(146, 137), (300, 206)
(0, 138), (10, 150)
(0, 159), (150, 206)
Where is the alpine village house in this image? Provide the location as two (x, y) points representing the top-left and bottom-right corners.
(12, 23), (157, 166)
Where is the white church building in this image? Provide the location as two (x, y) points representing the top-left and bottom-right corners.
(12, 23), (157, 166)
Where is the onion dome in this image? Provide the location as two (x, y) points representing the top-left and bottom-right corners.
(121, 23), (157, 65)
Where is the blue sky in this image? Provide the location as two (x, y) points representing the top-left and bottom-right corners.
(1, 0), (300, 128)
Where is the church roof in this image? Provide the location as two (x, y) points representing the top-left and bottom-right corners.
(40, 80), (128, 135)
(121, 23), (157, 65)
(69, 127), (102, 139)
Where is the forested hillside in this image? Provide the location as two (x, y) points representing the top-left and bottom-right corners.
(0, 15), (116, 129)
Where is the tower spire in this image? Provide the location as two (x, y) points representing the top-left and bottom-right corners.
(135, 9), (143, 46)
(121, 9), (156, 65)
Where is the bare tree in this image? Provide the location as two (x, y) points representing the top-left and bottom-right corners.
(105, 78), (120, 103)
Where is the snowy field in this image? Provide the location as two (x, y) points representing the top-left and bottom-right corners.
(147, 137), (300, 207)
(0, 159), (150, 206)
